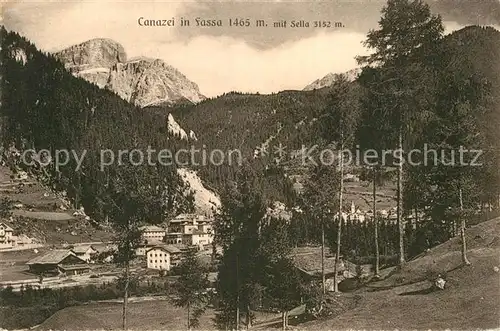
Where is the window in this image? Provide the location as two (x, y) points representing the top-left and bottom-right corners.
(150, 260), (152, 263)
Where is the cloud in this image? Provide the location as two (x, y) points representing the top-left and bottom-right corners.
(2, 1), (184, 52)
(146, 31), (368, 97)
(2, 1), (498, 97)
(2, 1), (369, 96)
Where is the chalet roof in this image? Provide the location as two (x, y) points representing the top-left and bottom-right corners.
(173, 213), (198, 219)
(59, 264), (91, 271)
(172, 243), (189, 251)
(140, 225), (165, 232)
(26, 250), (82, 265)
(146, 245), (181, 254)
(165, 232), (183, 236)
(0, 222), (14, 232)
(71, 245), (97, 254)
(170, 214), (209, 223)
(290, 247), (345, 276)
(142, 239), (163, 246)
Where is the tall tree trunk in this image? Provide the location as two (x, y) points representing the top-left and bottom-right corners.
(236, 253), (240, 331)
(321, 223), (326, 295)
(373, 167), (380, 277)
(334, 140), (344, 292)
(397, 130), (405, 267)
(459, 187), (471, 265)
(187, 302), (191, 331)
(282, 311), (286, 331)
(74, 171), (80, 209)
(246, 304), (252, 329)
(122, 260), (129, 330)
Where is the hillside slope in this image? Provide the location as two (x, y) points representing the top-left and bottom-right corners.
(301, 217), (500, 330)
(1, 27), (195, 224)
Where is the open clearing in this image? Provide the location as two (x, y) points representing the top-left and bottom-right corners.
(36, 300), (216, 331)
(297, 217), (500, 330)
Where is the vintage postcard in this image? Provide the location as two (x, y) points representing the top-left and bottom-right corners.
(0, 1), (499, 330)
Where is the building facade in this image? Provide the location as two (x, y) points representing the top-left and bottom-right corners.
(166, 214), (214, 248)
(0, 223), (14, 248)
(146, 245), (181, 270)
(140, 225), (166, 242)
(26, 250), (88, 275)
(71, 245), (98, 262)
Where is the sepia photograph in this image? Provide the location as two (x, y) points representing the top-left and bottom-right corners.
(0, 0), (499, 330)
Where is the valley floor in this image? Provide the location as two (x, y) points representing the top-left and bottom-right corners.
(31, 218), (500, 331)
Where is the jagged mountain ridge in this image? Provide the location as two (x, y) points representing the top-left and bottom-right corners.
(54, 38), (205, 107)
(0, 28), (208, 223)
(303, 68), (362, 91)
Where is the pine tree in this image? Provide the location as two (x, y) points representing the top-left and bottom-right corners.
(357, 0), (444, 267)
(173, 248), (210, 330)
(213, 166), (265, 330)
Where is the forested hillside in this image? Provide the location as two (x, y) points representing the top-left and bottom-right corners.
(1, 24), (498, 228)
(0, 26), (195, 223)
(154, 25), (500, 207)
(153, 89), (334, 202)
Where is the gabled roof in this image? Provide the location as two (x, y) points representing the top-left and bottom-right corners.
(141, 239), (163, 246)
(290, 247), (345, 275)
(146, 245), (181, 254)
(58, 264), (91, 271)
(169, 214), (209, 224)
(0, 222), (14, 232)
(140, 225), (165, 232)
(71, 245), (97, 254)
(26, 250), (84, 265)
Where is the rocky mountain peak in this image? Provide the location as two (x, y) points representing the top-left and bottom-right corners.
(56, 38), (127, 70)
(303, 68), (361, 91)
(54, 39), (204, 107)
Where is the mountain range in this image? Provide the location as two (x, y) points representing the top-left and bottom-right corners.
(54, 38), (205, 107)
(1, 24), (499, 223)
(303, 68), (362, 91)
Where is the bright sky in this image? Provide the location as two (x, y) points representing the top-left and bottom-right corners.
(2, 0), (499, 97)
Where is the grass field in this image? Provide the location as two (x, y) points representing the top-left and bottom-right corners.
(0, 247), (50, 281)
(1, 165), (113, 245)
(36, 300), (217, 331)
(12, 210), (75, 221)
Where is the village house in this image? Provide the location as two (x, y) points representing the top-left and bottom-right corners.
(335, 202), (368, 223)
(26, 249), (90, 276)
(182, 229), (212, 247)
(136, 238), (163, 256)
(290, 247), (355, 291)
(71, 245), (98, 262)
(140, 225), (166, 242)
(0, 222), (35, 249)
(166, 214), (213, 248)
(146, 245), (182, 271)
(164, 232), (183, 245)
(0, 222), (14, 248)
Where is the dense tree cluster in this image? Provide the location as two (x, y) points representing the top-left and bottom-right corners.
(0, 26), (195, 224)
